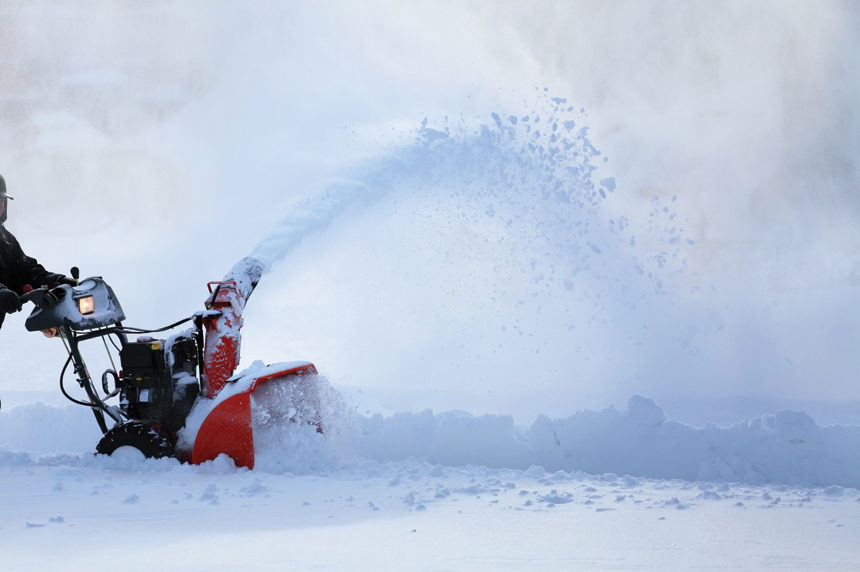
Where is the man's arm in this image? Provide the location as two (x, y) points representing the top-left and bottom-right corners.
(4, 232), (72, 292)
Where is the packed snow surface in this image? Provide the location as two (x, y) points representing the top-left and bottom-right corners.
(1, 395), (859, 571)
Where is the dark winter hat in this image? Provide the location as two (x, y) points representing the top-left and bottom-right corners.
(0, 174), (11, 199)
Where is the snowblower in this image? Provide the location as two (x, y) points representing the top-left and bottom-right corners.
(19, 257), (322, 468)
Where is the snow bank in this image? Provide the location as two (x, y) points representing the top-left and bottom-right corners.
(342, 396), (860, 488)
(0, 402), (102, 456)
(4, 395), (858, 488)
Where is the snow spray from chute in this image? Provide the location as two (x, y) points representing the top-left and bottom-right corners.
(249, 94), (689, 311)
(236, 94), (693, 444)
(249, 100), (623, 273)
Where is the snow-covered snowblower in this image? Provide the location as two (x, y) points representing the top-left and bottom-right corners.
(21, 257), (322, 468)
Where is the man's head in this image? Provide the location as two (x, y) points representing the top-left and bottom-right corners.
(0, 173), (12, 223)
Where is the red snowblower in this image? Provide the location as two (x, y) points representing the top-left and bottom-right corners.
(21, 257), (323, 468)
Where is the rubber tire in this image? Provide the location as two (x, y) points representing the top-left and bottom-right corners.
(96, 423), (176, 459)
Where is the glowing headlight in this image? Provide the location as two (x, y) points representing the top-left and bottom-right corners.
(78, 296), (95, 315)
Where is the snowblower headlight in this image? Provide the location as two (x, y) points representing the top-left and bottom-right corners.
(77, 296), (95, 315)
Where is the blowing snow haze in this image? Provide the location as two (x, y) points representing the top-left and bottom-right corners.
(0, 1), (859, 425)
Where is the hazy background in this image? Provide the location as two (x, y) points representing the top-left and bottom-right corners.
(1, 0), (858, 425)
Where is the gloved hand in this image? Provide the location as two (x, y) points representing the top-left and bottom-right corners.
(52, 275), (77, 287)
(0, 287), (22, 314)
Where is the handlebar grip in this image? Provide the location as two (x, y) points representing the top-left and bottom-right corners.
(19, 286), (53, 307)
(19, 288), (38, 304)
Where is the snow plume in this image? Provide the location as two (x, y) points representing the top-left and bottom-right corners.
(240, 95), (695, 418)
(248, 178), (385, 273)
(248, 93), (681, 290)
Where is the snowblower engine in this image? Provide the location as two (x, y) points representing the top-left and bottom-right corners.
(119, 335), (200, 434)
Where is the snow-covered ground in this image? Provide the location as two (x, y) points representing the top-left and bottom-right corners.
(2, 1), (860, 570)
(1, 395), (859, 570)
(2, 393), (860, 570)
(3, 455), (859, 570)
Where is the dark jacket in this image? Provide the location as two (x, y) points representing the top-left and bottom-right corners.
(0, 225), (65, 328)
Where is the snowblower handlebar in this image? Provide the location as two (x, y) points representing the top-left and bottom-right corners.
(19, 285), (53, 308)
(22, 277), (126, 332)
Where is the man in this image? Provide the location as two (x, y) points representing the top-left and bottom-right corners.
(0, 173), (76, 328)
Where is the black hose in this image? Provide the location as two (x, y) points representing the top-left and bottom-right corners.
(115, 315), (195, 335)
(108, 332), (123, 352)
(59, 354), (97, 408)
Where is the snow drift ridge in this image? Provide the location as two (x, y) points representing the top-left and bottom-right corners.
(343, 396), (860, 488)
(3, 396), (858, 489)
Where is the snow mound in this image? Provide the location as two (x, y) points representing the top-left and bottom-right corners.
(5, 395), (857, 488)
(339, 396), (860, 488)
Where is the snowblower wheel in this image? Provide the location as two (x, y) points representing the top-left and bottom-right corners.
(96, 422), (176, 459)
